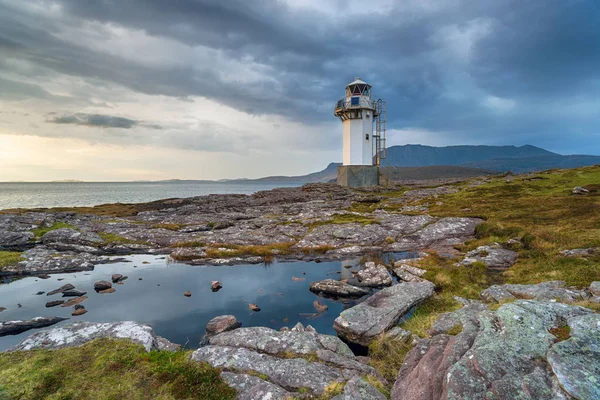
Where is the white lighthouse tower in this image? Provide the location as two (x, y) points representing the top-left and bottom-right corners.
(334, 77), (386, 187)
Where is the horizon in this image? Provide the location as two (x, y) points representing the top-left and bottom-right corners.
(1, 1), (599, 181)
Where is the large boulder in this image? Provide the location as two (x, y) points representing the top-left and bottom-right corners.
(0, 230), (33, 251)
(391, 300), (598, 400)
(460, 243), (518, 269)
(0, 316), (68, 337)
(334, 281), (435, 346)
(205, 315), (241, 337)
(309, 279), (370, 298)
(10, 321), (178, 352)
(192, 325), (381, 397)
(481, 280), (589, 303)
(356, 262), (393, 287)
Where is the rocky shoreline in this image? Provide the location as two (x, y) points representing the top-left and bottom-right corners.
(0, 183), (481, 276)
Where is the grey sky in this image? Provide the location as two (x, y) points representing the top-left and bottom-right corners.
(0, 0), (598, 180)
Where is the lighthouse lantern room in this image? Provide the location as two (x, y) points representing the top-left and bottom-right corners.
(334, 77), (386, 187)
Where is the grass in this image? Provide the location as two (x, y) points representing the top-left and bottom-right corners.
(368, 336), (413, 385)
(0, 251), (22, 270)
(307, 213), (377, 230)
(3, 203), (141, 217)
(31, 222), (75, 238)
(0, 339), (236, 400)
(549, 326), (571, 342)
(98, 232), (147, 245)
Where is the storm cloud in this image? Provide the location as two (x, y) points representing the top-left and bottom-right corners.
(0, 0), (598, 180)
(48, 113), (138, 129)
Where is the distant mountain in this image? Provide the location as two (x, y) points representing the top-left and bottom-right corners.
(462, 154), (600, 173)
(227, 162), (341, 184)
(382, 144), (555, 167)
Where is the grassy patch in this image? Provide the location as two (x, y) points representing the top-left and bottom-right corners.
(427, 166), (600, 286)
(0, 251), (22, 270)
(170, 240), (207, 248)
(204, 242), (296, 259)
(300, 244), (336, 255)
(368, 336), (413, 384)
(31, 222), (75, 238)
(98, 232), (147, 245)
(307, 213), (377, 230)
(0, 339), (235, 400)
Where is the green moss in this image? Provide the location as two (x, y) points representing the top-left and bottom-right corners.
(31, 222), (75, 238)
(0, 251), (22, 270)
(0, 339), (236, 400)
(98, 232), (146, 245)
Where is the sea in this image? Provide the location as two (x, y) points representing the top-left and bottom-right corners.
(0, 181), (303, 210)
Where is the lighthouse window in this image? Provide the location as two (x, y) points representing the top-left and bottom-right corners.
(366, 134), (369, 140)
(351, 96), (360, 106)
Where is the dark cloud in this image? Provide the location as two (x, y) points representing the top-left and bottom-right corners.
(0, 0), (598, 153)
(48, 113), (137, 129)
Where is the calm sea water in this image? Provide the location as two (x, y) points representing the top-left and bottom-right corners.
(0, 181), (303, 210)
(0, 255), (372, 351)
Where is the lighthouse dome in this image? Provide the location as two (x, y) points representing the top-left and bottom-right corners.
(345, 77), (372, 97)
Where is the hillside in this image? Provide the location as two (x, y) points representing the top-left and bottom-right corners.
(462, 154), (600, 172)
(381, 144), (554, 167)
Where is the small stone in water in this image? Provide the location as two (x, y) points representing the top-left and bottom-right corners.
(94, 281), (112, 292)
(99, 288), (116, 294)
(292, 276), (305, 282)
(72, 308), (87, 316)
(211, 281), (222, 292)
(313, 300), (328, 313)
(35, 291), (45, 295)
(45, 300), (65, 308)
(184, 291), (192, 297)
(249, 303), (261, 312)
(38, 274), (51, 279)
(138, 278), (143, 280)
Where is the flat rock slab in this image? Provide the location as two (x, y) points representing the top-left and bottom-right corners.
(356, 262), (393, 287)
(392, 299), (597, 400)
(205, 315), (241, 336)
(332, 376), (386, 400)
(191, 345), (344, 395)
(0, 316), (68, 337)
(309, 279), (370, 298)
(10, 321), (178, 352)
(334, 281), (435, 346)
(47, 283), (75, 296)
(221, 372), (292, 400)
(460, 244), (518, 269)
(481, 280), (589, 303)
(0, 230), (33, 251)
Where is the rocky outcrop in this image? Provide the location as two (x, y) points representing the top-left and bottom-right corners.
(391, 300), (599, 400)
(10, 321), (179, 352)
(389, 217), (483, 252)
(334, 281), (435, 346)
(3, 246), (99, 276)
(356, 262), (393, 287)
(191, 325), (381, 397)
(41, 228), (104, 252)
(0, 316), (68, 336)
(309, 279), (370, 298)
(332, 376), (386, 400)
(459, 243), (518, 269)
(572, 186), (590, 195)
(0, 230), (33, 251)
(481, 280), (589, 303)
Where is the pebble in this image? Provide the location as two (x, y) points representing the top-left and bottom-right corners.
(249, 303), (261, 312)
(184, 291), (192, 297)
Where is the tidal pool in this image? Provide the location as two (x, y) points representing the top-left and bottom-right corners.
(0, 254), (403, 351)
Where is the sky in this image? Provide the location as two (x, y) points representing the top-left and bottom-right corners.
(0, 0), (598, 181)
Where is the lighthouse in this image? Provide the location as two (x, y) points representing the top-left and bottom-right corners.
(334, 77), (386, 187)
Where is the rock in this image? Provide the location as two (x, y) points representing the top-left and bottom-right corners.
(205, 315), (241, 336)
(547, 313), (600, 400)
(249, 303), (261, 312)
(0, 307), (5, 312)
(481, 280), (589, 303)
(309, 279), (370, 298)
(334, 281), (435, 346)
(221, 372), (292, 399)
(184, 290), (192, 297)
(0, 230), (33, 251)
(572, 186), (590, 195)
(460, 243), (518, 269)
(99, 288), (116, 294)
(0, 316), (69, 336)
(94, 280), (112, 292)
(208, 326), (355, 360)
(61, 296), (88, 307)
(11, 321), (178, 352)
(560, 247), (598, 257)
(391, 300), (596, 400)
(393, 263), (426, 277)
(590, 281), (600, 296)
(111, 274), (127, 283)
(331, 376), (386, 400)
(393, 268), (426, 283)
(390, 217), (483, 252)
(191, 345), (344, 396)
(45, 300), (65, 307)
(385, 326), (412, 343)
(73, 304), (85, 310)
(47, 283), (75, 296)
(62, 289), (87, 297)
(72, 308), (87, 316)
(356, 262), (393, 287)
(41, 228), (103, 247)
(314, 300), (328, 313)
(211, 280), (222, 292)
(38, 274), (51, 279)
(8, 246), (98, 276)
